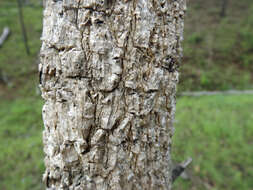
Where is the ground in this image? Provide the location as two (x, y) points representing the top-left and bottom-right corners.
(179, 0), (253, 91)
(1, 95), (253, 190)
(0, 0), (253, 189)
(172, 95), (253, 190)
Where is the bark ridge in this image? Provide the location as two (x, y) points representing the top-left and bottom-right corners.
(40, 0), (186, 189)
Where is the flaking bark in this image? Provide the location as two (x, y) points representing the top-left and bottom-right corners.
(40, 0), (186, 189)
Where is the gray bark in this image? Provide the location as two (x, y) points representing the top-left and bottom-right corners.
(40, 0), (186, 189)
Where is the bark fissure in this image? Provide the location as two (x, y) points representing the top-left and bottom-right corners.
(40, 0), (186, 189)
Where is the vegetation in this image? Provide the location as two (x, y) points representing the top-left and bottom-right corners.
(0, 0), (252, 189)
(0, 98), (44, 190)
(180, 0), (253, 91)
(0, 0), (42, 98)
(1, 95), (252, 190)
(172, 95), (253, 190)
(1, 0), (253, 94)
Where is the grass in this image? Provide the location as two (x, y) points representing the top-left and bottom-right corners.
(0, 1), (43, 98)
(0, 95), (252, 189)
(0, 98), (44, 190)
(1, 0), (253, 96)
(179, 0), (253, 92)
(172, 94), (253, 190)
(0, 0), (253, 189)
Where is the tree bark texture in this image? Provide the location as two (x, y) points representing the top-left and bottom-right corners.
(40, 0), (186, 189)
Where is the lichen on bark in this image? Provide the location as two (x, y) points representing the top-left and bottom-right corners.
(40, 0), (186, 189)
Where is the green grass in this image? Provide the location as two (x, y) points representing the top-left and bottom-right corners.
(0, 0), (253, 189)
(179, 0), (253, 92)
(172, 95), (253, 190)
(0, 98), (44, 190)
(0, 95), (252, 190)
(1, 0), (253, 95)
(0, 1), (43, 97)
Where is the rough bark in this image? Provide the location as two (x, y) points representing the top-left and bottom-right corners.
(40, 0), (186, 189)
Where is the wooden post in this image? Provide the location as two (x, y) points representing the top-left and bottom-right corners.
(17, 0), (30, 55)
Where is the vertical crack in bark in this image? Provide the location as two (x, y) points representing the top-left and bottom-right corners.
(41, 0), (186, 189)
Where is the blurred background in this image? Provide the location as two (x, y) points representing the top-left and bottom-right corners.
(0, 0), (252, 189)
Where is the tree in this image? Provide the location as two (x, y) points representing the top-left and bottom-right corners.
(39, 0), (186, 189)
(220, 0), (228, 18)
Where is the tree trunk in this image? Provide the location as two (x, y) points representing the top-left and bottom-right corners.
(40, 0), (186, 189)
(220, 0), (228, 18)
